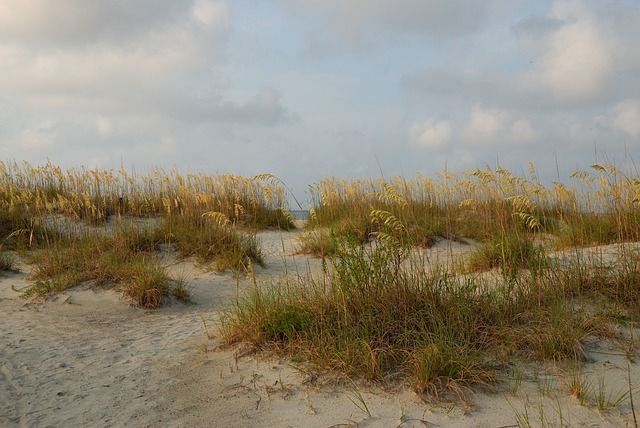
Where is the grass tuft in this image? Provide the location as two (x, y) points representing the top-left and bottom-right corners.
(24, 223), (188, 309)
(0, 160), (292, 305)
(156, 212), (264, 271)
(119, 258), (191, 309)
(0, 251), (17, 272)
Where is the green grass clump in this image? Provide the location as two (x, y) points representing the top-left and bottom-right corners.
(296, 228), (339, 257)
(156, 212), (264, 271)
(0, 207), (53, 250)
(0, 251), (16, 272)
(556, 250), (640, 319)
(552, 212), (619, 248)
(222, 211), (598, 397)
(119, 258), (190, 309)
(296, 225), (369, 257)
(466, 232), (547, 277)
(25, 224), (189, 308)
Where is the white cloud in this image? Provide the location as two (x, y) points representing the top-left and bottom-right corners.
(19, 120), (57, 149)
(159, 137), (177, 155)
(409, 119), (452, 150)
(224, 87), (291, 124)
(0, 0), (193, 46)
(0, 2), (228, 109)
(96, 117), (113, 135)
(465, 105), (506, 137)
(551, 0), (592, 21)
(0, 0), (291, 129)
(410, 107), (537, 155)
(612, 99), (640, 137)
(509, 119), (535, 142)
(0, 0), (300, 177)
(510, 0), (631, 106)
(460, 106), (537, 146)
(531, 20), (613, 102)
(405, 0), (640, 114)
(192, 0), (230, 29)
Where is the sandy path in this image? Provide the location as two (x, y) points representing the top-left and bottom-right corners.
(1, 229), (638, 427)
(0, 277), (212, 426)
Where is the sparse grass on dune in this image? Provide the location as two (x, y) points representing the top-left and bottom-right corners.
(0, 251), (16, 272)
(24, 223), (189, 309)
(222, 218), (599, 397)
(0, 206), (57, 273)
(465, 231), (548, 277)
(156, 211), (264, 271)
(227, 161), (640, 401)
(556, 248), (640, 319)
(3, 158), (640, 401)
(0, 206), (55, 250)
(119, 257), (191, 309)
(0, 161), (293, 307)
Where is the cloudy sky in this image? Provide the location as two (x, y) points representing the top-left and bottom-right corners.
(2, 0), (639, 200)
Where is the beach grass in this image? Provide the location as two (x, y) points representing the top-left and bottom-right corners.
(2, 158), (639, 399)
(155, 210), (264, 271)
(22, 223), (189, 308)
(224, 162), (640, 398)
(0, 251), (16, 272)
(0, 160), (293, 307)
(299, 163), (640, 254)
(222, 220), (599, 396)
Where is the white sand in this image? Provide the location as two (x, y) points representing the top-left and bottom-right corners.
(1, 229), (638, 427)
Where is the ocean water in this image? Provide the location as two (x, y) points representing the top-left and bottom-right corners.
(290, 209), (310, 220)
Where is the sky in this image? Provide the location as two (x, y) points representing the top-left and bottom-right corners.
(1, 0), (639, 201)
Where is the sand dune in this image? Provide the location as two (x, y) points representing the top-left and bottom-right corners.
(1, 229), (637, 427)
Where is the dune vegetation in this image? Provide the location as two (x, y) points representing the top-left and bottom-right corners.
(222, 162), (640, 402)
(0, 161), (293, 307)
(2, 159), (640, 408)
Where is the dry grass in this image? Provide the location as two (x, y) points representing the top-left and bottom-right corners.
(301, 163), (640, 254)
(0, 161), (293, 229)
(225, 161), (640, 399)
(0, 161), (293, 307)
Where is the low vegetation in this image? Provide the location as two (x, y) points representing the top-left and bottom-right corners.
(22, 224), (189, 308)
(299, 163), (640, 256)
(2, 158), (639, 410)
(0, 251), (16, 272)
(0, 161), (292, 308)
(156, 210), (264, 271)
(225, 162), (640, 403)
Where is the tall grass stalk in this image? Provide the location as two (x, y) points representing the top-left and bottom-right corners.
(301, 163), (640, 255)
(0, 160), (293, 230)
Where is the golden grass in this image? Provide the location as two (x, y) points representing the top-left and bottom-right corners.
(0, 160), (293, 229)
(301, 163), (640, 254)
(0, 160), (293, 307)
(3, 159), (640, 399)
